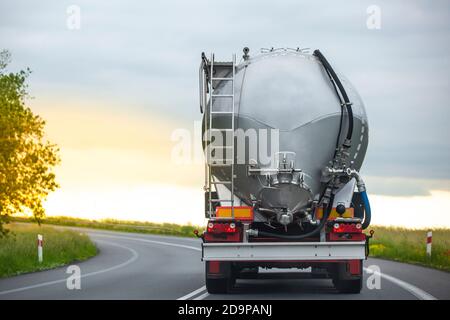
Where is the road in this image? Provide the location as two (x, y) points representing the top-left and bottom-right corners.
(0, 228), (449, 300)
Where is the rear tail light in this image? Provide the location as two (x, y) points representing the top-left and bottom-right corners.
(225, 224), (236, 233)
(207, 222), (237, 234)
(332, 222), (362, 233)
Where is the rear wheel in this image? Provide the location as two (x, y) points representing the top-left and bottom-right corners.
(205, 262), (236, 294)
(333, 278), (362, 294)
(331, 260), (363, 294)
(206, 277), (234, 294)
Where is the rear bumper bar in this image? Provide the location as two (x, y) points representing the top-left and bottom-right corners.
(202, 241), (366, 261)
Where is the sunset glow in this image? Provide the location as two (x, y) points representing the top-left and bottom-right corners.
(24, 97), (449, 228)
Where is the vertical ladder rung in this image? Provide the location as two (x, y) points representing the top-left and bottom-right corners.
(212, 77), (233, 81)
(210, 158), (234, 161)
(211, 111), (233, 114)
(211, 94), (234, 97)
(211, 181), (232, 185)
(211, 128), (234, 132)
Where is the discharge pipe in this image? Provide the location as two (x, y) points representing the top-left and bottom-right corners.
(322, 167), (372, 229)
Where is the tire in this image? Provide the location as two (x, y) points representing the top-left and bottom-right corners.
(205, 262), (236, 294)
(206, 278), (230, 294)
(334, 278), (362, 294)
(332, 260), (363, 294)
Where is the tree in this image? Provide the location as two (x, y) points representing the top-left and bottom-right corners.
(0, 50), (60, 236)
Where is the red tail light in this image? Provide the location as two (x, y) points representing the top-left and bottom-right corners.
(207, 222), (237, 234)
(332, 223), (362, 233)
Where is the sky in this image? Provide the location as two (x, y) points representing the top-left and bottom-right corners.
(0, 0), (449, 227)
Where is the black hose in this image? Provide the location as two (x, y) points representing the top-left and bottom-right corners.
(323, 66), (344, 158)
(256, 203), (332, 240)
(313, 50), (354, 143)
(360, 191), (372, 230)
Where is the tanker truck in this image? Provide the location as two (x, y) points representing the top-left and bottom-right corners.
(197, 47), (372, 294)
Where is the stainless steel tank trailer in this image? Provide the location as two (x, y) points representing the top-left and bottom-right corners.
(196, 47), (373, 294)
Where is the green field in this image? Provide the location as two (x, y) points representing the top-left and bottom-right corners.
(12, 216), (202, 238)
(0, 223), (97, 278)
(369, 226), (450, 272)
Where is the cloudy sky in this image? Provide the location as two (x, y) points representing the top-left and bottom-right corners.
(1, 0), (449, 227)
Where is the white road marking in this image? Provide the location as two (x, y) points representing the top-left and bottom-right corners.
(86, 229), (202, 244)
(364, 267), (437, 300)
(177, 286), (207, 300)
(193, 291), (210, 300)
(90, 233), (201, 252)
(90, 232), (207, 300)
(0, 240), (139, 296)
(184, 266), (439, 301)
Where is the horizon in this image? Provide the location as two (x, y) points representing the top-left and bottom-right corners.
(12, 214), (450, 231)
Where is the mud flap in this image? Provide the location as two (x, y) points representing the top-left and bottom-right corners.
(335, 260), (362, 281)
(206, 261), (231, 279)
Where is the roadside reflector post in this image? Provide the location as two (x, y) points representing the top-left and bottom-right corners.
(37, 234), (43, 263)
(426, 231), (432, 258)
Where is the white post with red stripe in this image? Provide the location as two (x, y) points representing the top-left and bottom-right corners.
(37, 234), (43, 263)
(426, 231), (432, 257)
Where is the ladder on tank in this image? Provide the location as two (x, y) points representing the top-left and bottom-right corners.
(201, 53), (236, 220)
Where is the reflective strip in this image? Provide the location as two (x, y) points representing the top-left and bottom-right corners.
(216, 206), (254, 220)
(316, 207), (354, 219)
(208, 261), (221, 274)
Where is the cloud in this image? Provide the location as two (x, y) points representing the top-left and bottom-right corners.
(365, 176), (450, 196)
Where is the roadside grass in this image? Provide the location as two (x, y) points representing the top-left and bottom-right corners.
(0, 223), (97, 278)
(12, 215), (203, 238)
(369, 226), (450, 272)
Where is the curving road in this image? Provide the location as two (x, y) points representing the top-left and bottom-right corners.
(0, 228), (449, 300)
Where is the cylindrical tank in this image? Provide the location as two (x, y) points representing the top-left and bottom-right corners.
(204, 50), (368, 221)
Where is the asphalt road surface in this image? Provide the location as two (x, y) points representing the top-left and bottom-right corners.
(0, 228), (449, 300)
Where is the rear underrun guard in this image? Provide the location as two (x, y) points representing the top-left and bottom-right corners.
(202, 241), (366, 262)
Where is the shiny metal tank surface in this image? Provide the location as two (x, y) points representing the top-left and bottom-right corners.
(204, 51), (368, 213)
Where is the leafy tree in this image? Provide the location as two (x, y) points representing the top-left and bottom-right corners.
(0, 50), (60, 236)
